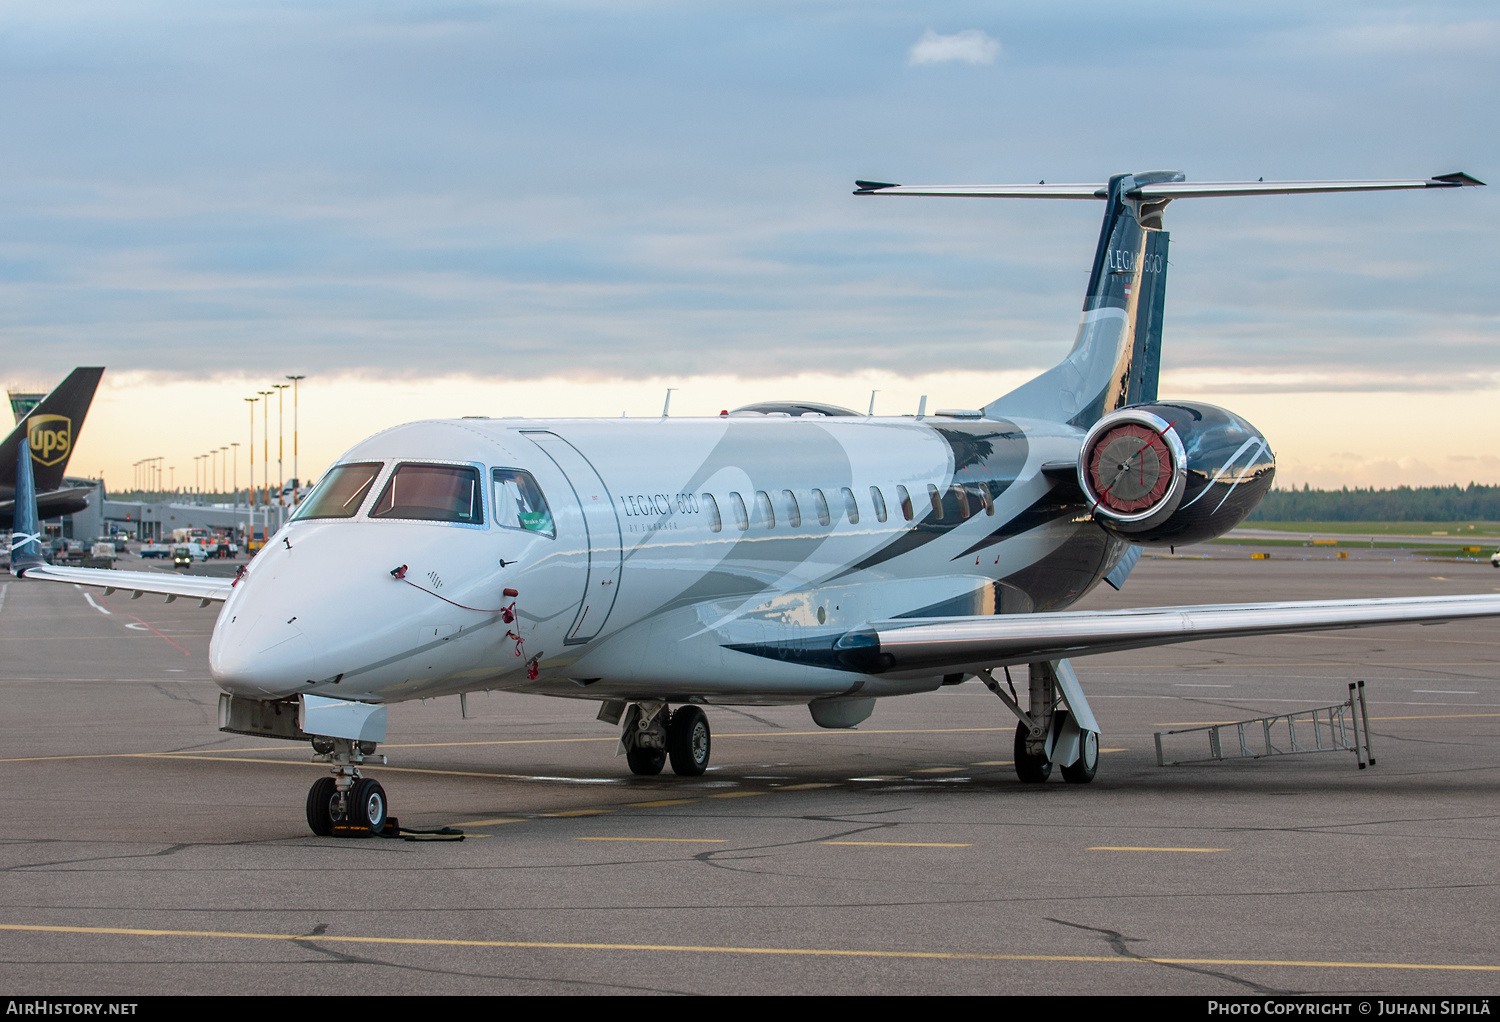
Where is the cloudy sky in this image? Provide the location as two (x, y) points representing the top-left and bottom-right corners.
(2, 1), (1496, 490)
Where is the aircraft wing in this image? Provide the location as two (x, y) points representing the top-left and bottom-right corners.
(835, 593), (1500, 677)
(18, 564), (233, 605)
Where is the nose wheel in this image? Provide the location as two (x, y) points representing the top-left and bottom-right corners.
(306, 776), (337, 836)
(305, 738), (390, 837)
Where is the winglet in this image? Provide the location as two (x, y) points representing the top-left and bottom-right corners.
(9, 437), (46, 576)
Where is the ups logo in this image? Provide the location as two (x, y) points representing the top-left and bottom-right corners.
(27, 414), (71, 467)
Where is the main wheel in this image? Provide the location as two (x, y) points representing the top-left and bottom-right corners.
(626, 744), (666, 775)
(667, 706), (711, 776)
(1061, 729), (1100, 784)
(305, 776), (336, 836)
(1013, 722), (1052, 783)
(349, 777), (388, 833)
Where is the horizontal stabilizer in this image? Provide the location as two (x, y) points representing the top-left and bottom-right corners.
(836, 592), (1500, 677)
(854, 173), (1484, 200)
(19, 564), (233, 604)
(0, 486), (98, 514)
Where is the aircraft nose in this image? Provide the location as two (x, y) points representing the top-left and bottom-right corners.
(210, 608), (328, 698)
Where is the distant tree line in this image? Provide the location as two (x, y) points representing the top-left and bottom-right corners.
(1246, 484), (1500, 522)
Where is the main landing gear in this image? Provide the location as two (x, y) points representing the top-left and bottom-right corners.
(614, 702), (712, 777)
(980, 659), (1101, 785)
(305, 737), (389, 837)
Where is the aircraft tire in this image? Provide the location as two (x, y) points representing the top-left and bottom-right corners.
(1061, 729), (1100, 784)
(306, 777), (336, 837)
(666, 706), (711, 776)
(626, 745), (666, 776)
(1013, 722), (1052, 783)
(350, 778), (388, 833)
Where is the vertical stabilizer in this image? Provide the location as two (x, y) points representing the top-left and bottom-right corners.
(0, 367), (104, 494)
(984, 172), (1176, 426)
(857, 169), (1482, 428)
(10, 437), (46, 573)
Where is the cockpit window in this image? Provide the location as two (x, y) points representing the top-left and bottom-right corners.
(493, 468), (554, 537)
(291, 462), (382, 520)
(369, 463), (484, 524)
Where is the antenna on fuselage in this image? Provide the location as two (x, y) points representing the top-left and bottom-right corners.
(662, 388), (677, 417)
(868, 390), (879, 416)
(916, 395), (927, 420)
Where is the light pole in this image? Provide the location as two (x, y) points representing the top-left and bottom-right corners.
(194, 456), (201, 498)
(273, 383), (289, 505)
(244, 397), (257, 504)
(286, 375), (304, 501)
(245, 396), (259, 545)
(231, 443), (240, 507)
(220, 446), (229, 495)
(259, 390), (272, 519)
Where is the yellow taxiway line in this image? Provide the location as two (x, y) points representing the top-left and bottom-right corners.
(1088, 846), (1226, 853)
(1156, 712), (1500, 727)
(0, 923), (1493, 972)
(822, 841), (971, 848)
(0, 726), (1018, 766)
(576, 837), (724, 843)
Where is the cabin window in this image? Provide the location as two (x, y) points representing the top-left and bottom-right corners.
(292, 462), (382, 520)
(896, 485), (913, 522)
(701, 493), (722, 533)
(780, 489), (801, 528)
(950, 484), (971, 520)
(927, 484), (943, 519)
(371, 463), (485, 525)
(869, 486), (886, 523)
(811, 488), (831, 526)
(490, 468), (554, 536)
(728, 492), (749, 531)
(841, 487), (859, 524)
(753, 490), (775, 529)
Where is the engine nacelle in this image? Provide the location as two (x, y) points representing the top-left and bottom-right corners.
(1077, 401), (1275, 546)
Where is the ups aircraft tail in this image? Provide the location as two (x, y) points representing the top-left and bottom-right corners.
(0, 367), (104, 494)
(855, 172), (1483, 428)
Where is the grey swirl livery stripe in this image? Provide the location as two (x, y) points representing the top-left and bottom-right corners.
(828, 422), (1028, 580)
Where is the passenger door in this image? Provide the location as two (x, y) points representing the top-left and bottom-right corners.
(522, 432), (623, 644)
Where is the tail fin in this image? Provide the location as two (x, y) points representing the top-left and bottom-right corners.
(986, 171), (1177, 425)
(854, 171), (1483, 428)
(0, 367), (104, 493)
(9, 436), (45, 573)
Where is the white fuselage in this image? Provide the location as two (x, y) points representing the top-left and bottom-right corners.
(208, 413), (1111, 708)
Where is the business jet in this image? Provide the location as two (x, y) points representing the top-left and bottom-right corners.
(12, 171), (1497, 838)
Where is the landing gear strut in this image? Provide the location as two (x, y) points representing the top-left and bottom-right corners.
(617, 702), (712, 777)
(305, 737), (388, 836)
(980, 660), (1101, 785)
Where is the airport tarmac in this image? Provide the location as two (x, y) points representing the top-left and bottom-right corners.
(1, 553), (1497, 996)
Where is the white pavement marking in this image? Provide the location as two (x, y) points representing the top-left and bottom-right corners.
(0, 582), (7, 617)
(83, 591), (112, 615)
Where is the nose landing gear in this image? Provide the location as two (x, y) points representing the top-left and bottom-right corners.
(305, 737), (389, 837)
